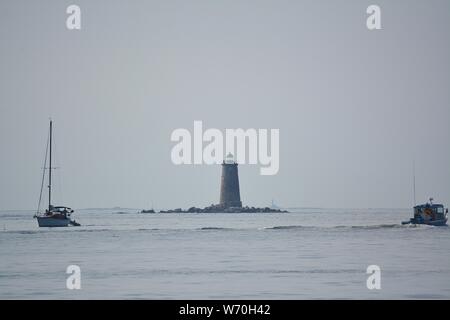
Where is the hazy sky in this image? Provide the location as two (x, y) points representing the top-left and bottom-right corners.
(1, 0), (449, 210)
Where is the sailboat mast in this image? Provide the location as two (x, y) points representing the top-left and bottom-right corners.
(48, 120), (52, 211)
(413, 160), (416, 206)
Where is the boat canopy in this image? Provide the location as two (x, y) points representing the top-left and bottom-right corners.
(52, 206), (74, 212)
(414, 203), (448, 218)
(414, 203), (444, 209)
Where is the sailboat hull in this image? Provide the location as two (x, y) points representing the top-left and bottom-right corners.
(36, 216), (71, 227)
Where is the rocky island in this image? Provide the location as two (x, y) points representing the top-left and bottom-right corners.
(142, 154), (288, 214)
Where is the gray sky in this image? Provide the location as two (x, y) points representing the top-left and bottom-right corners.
(1, 0), (449, 210)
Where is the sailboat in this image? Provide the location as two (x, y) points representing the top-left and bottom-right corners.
(34, 120), (80, 227)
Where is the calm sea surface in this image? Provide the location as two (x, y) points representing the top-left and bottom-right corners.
(1, 208), (449, 299)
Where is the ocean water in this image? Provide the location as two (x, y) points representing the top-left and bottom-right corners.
(0, 208), (449, 299)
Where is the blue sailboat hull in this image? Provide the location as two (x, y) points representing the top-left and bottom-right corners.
(36, 216), (71, 227)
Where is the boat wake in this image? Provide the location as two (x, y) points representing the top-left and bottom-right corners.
(2, 223), (439, 236)
(267, 225), (312, 230)
(266, 223), (435, 230)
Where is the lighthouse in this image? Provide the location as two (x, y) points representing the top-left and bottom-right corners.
(219, 153), (242, 208)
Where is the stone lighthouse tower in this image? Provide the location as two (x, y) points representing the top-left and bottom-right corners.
(219, 153), (242, 208)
